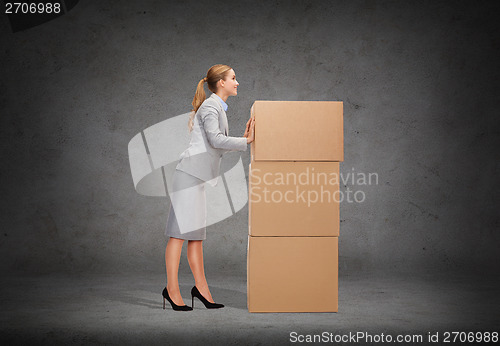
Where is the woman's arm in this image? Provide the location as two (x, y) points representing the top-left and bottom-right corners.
(200, 105), (248, 151)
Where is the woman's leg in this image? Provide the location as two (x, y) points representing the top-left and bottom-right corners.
(165, 236), (186, 305)
(187, 240), (215, 303)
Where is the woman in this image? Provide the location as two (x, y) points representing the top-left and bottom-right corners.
(162, 64), (255, 311)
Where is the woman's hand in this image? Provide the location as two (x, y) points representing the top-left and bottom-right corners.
(246, 117), (255, 144)
(243, 117), (253, 137)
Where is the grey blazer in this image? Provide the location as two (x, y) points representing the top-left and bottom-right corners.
(176, 93), (247, 185)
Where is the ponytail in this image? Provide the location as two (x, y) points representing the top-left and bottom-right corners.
(188, 77), (207, 132)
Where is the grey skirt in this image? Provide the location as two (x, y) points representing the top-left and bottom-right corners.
(165, 169), (207, 240)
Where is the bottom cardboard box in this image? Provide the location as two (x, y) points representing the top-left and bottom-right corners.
(247, 236), (338, 312)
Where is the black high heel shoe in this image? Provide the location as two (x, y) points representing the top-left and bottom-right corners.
(191, 286), (224, 309)
(162, 287), (193, 311)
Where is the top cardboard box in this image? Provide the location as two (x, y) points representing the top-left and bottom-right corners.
(250, 101), (343, 161)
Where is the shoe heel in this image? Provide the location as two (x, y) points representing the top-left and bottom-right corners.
(162, 287), (193, 311)
(190, 286), (224, 309)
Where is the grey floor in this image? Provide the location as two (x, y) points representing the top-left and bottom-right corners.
(1, 270), (498, 345)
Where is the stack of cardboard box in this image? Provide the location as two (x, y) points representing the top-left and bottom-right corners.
(247, 101), (343, 312)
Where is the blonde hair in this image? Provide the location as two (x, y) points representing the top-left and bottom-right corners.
(188, 64), (232, 132)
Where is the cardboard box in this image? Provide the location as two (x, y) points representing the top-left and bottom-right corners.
(249, 161), (340, 237)
(247, 236), (338, 312)
(250, 101), (343, 161)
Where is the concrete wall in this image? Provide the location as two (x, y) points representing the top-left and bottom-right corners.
(1, 0), (498, 276)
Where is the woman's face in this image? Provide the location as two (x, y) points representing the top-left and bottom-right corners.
(219, 69), (239, 96)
